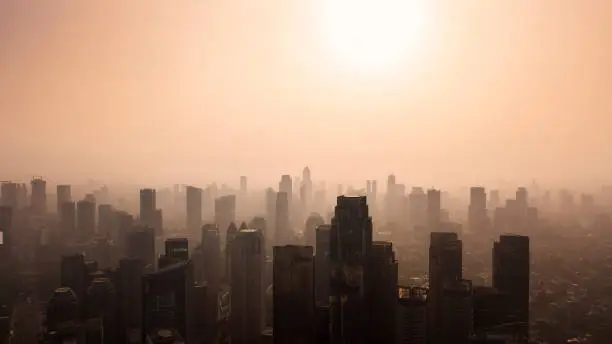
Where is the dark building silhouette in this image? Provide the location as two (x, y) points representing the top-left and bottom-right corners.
(315, 224), (331, 306)
(195, 224), (221, 289)
(329, 196), (373, 344)
(186, 186), (202, 234)
(225, 222), (238, 282)
(165, 238), (189, 262)
(139, 188), (157, 230)
(116, 258), (144, 342)
(472, 286), (513, 337)
(304, 213), (324, 248)
(46, 287), (79, 332)
(427, 189), (441, 232)
(61, 254), (88, 320)
(366, 241), (398, 344)
(56, 184), (72, 214)
(77, 199), (96, 241)
(273, 245), (315, 344)
(493, 235), (530, 342)
(230, 229), (264, 344)
(397, 286), (427, 344)
(409, 187), (427, 229)
(0, 182), (18, 209)
(441, 279), (473, 344)
(275, 191), (290, 245)
(142, 260), (195, 343)
(428, 232), (463, 344)
(97, 204), (115, 237)
(469, 187), (488, 233)
(126, 226), (156, 271)
(265, 188), (277, 247)
(87, 277), (117, 344)
(215, 195), (236, 243)
(31, 177), (47, 216)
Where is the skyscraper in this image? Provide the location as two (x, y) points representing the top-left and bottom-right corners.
(139, 188), (156, 229)
(300, 167), (313, 215)
(56, 184), (72, 214)
(77, 199), (96, 241)
(240, 176), (248, 195)
(427, 189), (441, 232)
(315, 224), (331, 306)
(230, 229), (264, 344)
(0, 182), (18, 209)
(397, 286), (427, 344)
(366, 241), (398, 344)
(428, 232), (463, 344)
(409, 187), (427, 229)
(186, 186), (203, 233)
(126, 226), (156, 271)
(279, 175), (292, 204)
(493, 235), (530, 342)
(60, 202), (76, 237)
(97, 204), (115, 237)
(304, 213), (324, 247)
(31, 177), (47, 216)
(214, 195), (236, 243)
(197, 224), (221, 290)
(469, 187), (488, 233)
(273, 245), (315, 344)
(275, 192), (290, 246)
(329, 196), (373, 344)
(265, 188), (277, 245)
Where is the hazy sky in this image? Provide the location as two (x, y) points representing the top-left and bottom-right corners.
(1, 0), (611, 187)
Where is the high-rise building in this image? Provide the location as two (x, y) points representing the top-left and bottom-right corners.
(165, 238), (189, 262)
(230, 229), (264, 344)
(329, 196), (373, 344)
(427, 189), (441, 232)
(139, 188), (156, 229)
(469, 187), (488, 233)
(77, 199), (96, 241)
(304, 213), (324, 247)
(0, 182), (18, 209)
(186, 186), (203, 233)
(273, 245), (315, 344)
(225, 222), (238, 282)
(366, 241), (398, 344)
(116, 258), (143, 341)
(428, 232), (463, 344)
(60, 201), (76, 237)
(240, 176), (248, 195)
(397, 286), (427, 344)
(56, 185), (72, 214)
(215, 195), (236, 243)
(515, 188), (528, 211)
(31, 177), (47, 216)
(315, 224), (331, 306)
(126, 226), (156, 271)
(61, 254), (88, 319)
(265, 188), (277, 245)
(197, 224), (221, 289)
(300, 167), (313, 215)
(489, 190), (500, 210)
(279, 175), (292, 204)
(97, 204), (115, 237)
(440, 280), (473, 344)
(409, 187), (428, 229)
(275, 192), (290, 245)
(493, 235), (530, 342)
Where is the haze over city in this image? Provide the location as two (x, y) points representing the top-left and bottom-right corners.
(1, 0), (611, 186)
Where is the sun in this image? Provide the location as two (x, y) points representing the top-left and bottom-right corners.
(317, 0), (429, 74)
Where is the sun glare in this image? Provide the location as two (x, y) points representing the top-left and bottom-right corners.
(317, 0), (429, 74)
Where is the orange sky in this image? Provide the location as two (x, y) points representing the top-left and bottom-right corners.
(0, 0), (610, 187)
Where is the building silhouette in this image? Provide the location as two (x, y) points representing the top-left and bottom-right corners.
(275, 192), (290, 246)
(397, 286), (427, 344)
(31, 177), (47, 216)
(186, 186), (202, 234)
(427, 189), (441, 232)
(273, 245), (315, 344)
(56, 184), (72, 215)
(76, 199), (96, 241)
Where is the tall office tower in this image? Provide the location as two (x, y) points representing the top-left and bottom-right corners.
(469, 187), (488, 233)
(315, 224), (331, 305)
(366, 241), (398, 344)
(371, 180), (378, 203)
(427, 189), (442, 232)
(186, 186), (203, 233)
(265, 188), (277, 242)
(126, 226), (156, 271)
(97, 204), (115, 237)
(198, 224), (221, 289)
(301, 167), (313, 212)
(165, 238), (189, 261)
(397, 286), (427, 344)
(77, 199), (96, 241)
(489, 190), (500, 210)
(385, 174), (397, 222)
(440, 280), (473, 344)
(275, 192), (290, 246)
(329, 196), (373, 344)
(60, 201), (76, 237)
(472, 286), (513, 337)
(139, 188), (156, 229)
(279, 175), (293, 203)
(428, 232), (463, 344)
(30, 177), (47, 216)
(225, 222), (238, 282)
(515, 187), (528, 211)
(56, 185), (72, 214)
(240, 176), (248, 195)
(1, 182), (18, 209)
(154, 208), (163, 236)
(366, 180), (372, 196)
(143, 261), (195, 343)
(408, 187), (427, 229)
(115, 211), (134, 249)
(493, 235), (530, 342)
(17, 183), (28, 209)
(61, 254), (88, 319)
(304, 213), (324, 247)
(249, 216), (267, 236)
(116, 258), (143, 341)
(215, 195), (236, 243)
(230, 229), (264, 344)
(87, 277), (117, 343)
(273, 245), (315, 344)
